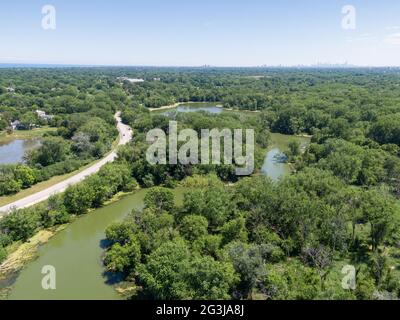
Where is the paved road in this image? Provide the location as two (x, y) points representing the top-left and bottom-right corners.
(0, 112), (132, 216)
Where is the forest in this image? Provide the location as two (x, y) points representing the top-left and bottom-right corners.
(1, 67), (400, 300)
(107, 67), (400, 299)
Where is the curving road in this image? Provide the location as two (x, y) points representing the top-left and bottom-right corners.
(0, 112), (132, 216)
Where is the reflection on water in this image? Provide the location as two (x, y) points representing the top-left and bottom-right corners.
(175, 105), (223, 114)
(262, 148), (290, 181)
(160, 102), (223, 116)
(0, 139), (41, 165)
(262, 134), (310, 181)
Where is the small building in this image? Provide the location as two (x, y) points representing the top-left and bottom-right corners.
(11, 120), (21, 130)
(117, 77), (145, 84)
(6, 87), (15, 93)
(36, 110), (54, 121)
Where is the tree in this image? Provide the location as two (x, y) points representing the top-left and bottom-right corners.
(187, 256), (238, 300)
(137, 239), (192, 299)
(40, 195), (70, 228)
(71, 132), (92, 156)
(27, 137), (70, 167)
(358, 149), (386, 186)
(0, 118), (8, 131)
(19, 111), (38, 129)
(227, 242), (267, 300)
(264, 261), (321, 300)
(14, 165), (36, 188)
(221, 217), (248, 245)
(361, 190), (397, 251)
(144, 187), (175, 213)
(78, 117), (111, 143)
(337, 188), (363, 243)
(192, 234), (222, 258)
(63, 183), (94, 215)
(301, 245), (333, 287)
(370, 252), (392, 288)
(86, 175), (113, 207)
(354, 266), (376, 300)
(99, 163), (132, 193)
(287, 139), (301, 158)
(121, 109), (137, 125)
(41, 208), (70, 228)
(369, 114), (400, 146)
(180, 215), (208, 242)
(0, 179), (22, 195)
(105, 222), (135, 245)
(104, 240), (141, 274)
(319, 152), (362, 184)
(183, 185), (234, 228)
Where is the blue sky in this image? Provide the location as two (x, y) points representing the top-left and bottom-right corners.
(1, 0), (400, 66)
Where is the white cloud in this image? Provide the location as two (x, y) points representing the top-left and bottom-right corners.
(384, 33), (400, 45)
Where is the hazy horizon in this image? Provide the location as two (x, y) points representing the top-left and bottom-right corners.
(1, 62), (400, 69)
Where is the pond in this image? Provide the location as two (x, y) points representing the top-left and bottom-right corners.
(0, 139), (41, 165)
(157, 102), (224, 115)
(262, 133), (310, 181)
(6, 189), (185, 300)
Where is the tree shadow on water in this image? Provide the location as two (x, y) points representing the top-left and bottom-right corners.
(99, 238), (110, 250)
(103, 270), (124, 286)
(99, 238), (124, 285)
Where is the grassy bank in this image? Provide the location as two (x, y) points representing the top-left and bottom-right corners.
(0, 226), (66, 299)
(0, 127), (57, 143)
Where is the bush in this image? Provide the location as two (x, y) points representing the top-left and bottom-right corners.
(0, 247), (7, 264)
(0, 234), (12, 247)
(64, 183), (95, 215)
(41, 208), (71, 228)
(36, 159), (88, 182)
(0, 209), (41, 242)
(123, 178), (139, 192)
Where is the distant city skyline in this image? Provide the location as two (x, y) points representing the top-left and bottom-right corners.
(1, 0), (400, 67)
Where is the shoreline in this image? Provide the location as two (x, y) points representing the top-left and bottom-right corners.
(0, 226), (66, 299)
(0, 189), (138, 300)
(149, 101), (224, 112)
(0, 127), (57, 144)
(148, 101), (265, 114)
